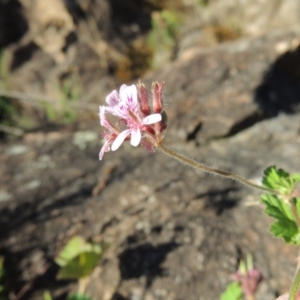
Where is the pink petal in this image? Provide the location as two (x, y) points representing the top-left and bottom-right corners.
(99, 146), (106, 160)
(119, 84), (128, 94)
(142, 113), (161, 124)
(99, 106), (106, 126)
(105, 90), (119, 106)
(120, 85), (138, 108)
(99, 140), (110, 160)
(275, 295), (288, 300)
(130, 128), (141, 147)
(111, 129), (131, 151)
(99, 106), (117, 133)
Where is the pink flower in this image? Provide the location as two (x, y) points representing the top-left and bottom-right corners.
(98, 106), (118, 160)
(231, 256), (262, 299)
(232, 268), (262, 298)
(99, 83), (166, 160)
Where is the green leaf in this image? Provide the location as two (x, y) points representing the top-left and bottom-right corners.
(262, 166), (290, 191)
(55, 236), (108, 280)
(43, 290), (53, 300)
(261, 194), (300, 245)
(55, 236), (88, 267)
(67, 293), (93, 300)
(0, 257), (4, 281)
(262, 166), (300, 195)
(220, 282), (243, 300)
(57, 251), (102, 280)
(294, 197), (300, 212)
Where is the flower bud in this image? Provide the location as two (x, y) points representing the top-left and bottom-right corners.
(137, 80), (150, 116)
(152, 81), (164, 113)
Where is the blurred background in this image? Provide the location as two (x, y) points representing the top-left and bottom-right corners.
(1, 0), (300, 135)
(1, 1), (300, 300)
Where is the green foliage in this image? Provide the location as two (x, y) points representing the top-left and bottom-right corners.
(238, 254), (253, 275)
(44, 78), (81, 124)
(0, 49), (16, 127)
(67, 293), (93, 300)
(261, 194), (300, 245)
(198, 0), (210, 6)
(42, 101), (58, 122)
(0, 256), (8, 300)
(262, 166), (300, 195)
(44, 291), (92, 300)
(43, 290), (53, 300)
(220, 282), (243, 300)
(261, 166), (300, 245)
(55, 236), (108, 280)
(147, 10), (180, 68)
(59, 78), (81, 123)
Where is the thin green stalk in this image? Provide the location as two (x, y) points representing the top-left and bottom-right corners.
(289, 201), (300, 300)
(156, 143), (281, 195)
(289, 267), (300, 300)
(291, 202), (300, 229)
(78, 277), (88, 295)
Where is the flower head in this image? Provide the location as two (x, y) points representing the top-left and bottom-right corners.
(231, 255), (262, 299)
(99, 82), (167, 160)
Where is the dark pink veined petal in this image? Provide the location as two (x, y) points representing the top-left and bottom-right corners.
(119, 85), (138, 112)
(111, 129), (131, 151)
(99, 106), (118, 133)
(105, 90), (119, 106)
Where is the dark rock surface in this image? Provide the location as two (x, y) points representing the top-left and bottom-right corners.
(1, 26), (300, 300)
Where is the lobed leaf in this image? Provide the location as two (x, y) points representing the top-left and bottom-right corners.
(261, 194), (300, 245)
(220, 282), (242, 300)
(67, 294), (93, 300)
(262, 166), (300, 195)
(56, 250), (104, 280)
(43, 291), (53, 300)
(55, 236), (108, 280)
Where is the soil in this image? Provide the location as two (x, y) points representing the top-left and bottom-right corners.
(1, 1), (300, 300)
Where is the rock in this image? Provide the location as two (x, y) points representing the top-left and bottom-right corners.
(20, 0), (74, 63)
(1, 112), (299, 299)
(0, 0), (28, 48)
(0, 190), (12, 202)
(5, 144), (29, 155)
(144, 29), (300, 145)
(72, 130), (98, 150)
(179, 0), (300, 56)
(1, 26), (300, 300)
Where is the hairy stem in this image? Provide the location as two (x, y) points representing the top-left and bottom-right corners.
(78, 277), (88, 295)
(156, 143), (281, 195)
(291, 202), (300, 229)
(289, 268), (300, 300)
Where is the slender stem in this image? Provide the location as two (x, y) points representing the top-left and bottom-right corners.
(290, 201), (300, 300)
(291, 202), (300, 229)
(297, 248), (300, 270)
(78, 277), (87, 295)
(289, 268), (300, 300)
(156, 143), (281, 195)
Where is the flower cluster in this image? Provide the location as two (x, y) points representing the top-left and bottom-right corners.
(99, 81), (167, 160)
(231, 258), (262, 299)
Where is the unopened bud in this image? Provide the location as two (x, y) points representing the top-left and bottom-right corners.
(137, 80), (150, 116)
(152, 81), (164, 113)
